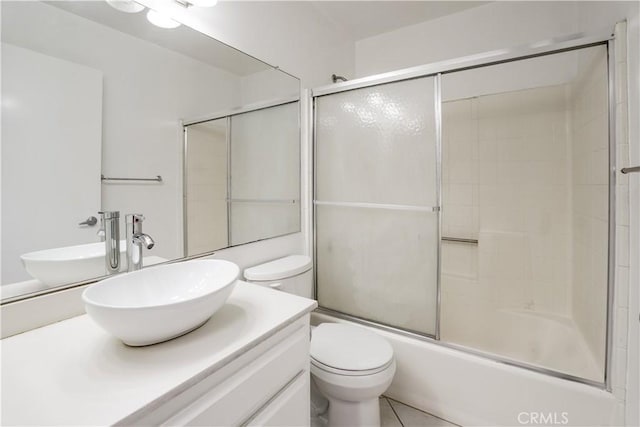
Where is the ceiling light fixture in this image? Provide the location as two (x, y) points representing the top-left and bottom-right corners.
(105, 0), (144, 13)
(146, 9), (181, 29)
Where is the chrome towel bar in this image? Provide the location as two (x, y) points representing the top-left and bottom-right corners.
(101, 174), (163, 182)
(621, 166), (640, 174)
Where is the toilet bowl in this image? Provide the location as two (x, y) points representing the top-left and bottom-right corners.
(244, 257), (396, 426)
(310, 323), (396, 427)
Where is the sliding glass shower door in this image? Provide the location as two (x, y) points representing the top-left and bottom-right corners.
(315, 77), (440, 336)
(313, 40), (613, 385)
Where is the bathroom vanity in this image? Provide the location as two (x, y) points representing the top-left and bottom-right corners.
(0, 282), (316, 426)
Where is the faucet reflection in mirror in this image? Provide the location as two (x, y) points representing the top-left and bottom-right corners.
(99, 211), (121, 274)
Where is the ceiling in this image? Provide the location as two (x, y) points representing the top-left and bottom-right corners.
(309, 1), (490, 41)
(48, 1), (490, 76)
(49, 1), (271, 76)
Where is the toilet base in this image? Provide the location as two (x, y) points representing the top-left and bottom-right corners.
(327, 396), (380, 427)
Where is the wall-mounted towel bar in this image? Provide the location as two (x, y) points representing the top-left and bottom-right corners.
(621, 166), (640, 174)
(227, 198), (298, 204)
(101, 174), (163, 182)
(442, 237), (478, 244)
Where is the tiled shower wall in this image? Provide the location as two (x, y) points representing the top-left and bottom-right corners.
(442, 85), (573, 316)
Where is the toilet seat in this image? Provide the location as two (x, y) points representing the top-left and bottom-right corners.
(310, 323), (394, 376)
(311, 356), (393, 376)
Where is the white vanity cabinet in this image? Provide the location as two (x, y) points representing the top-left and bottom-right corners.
(1, 282), (317, 427)
(133, 317), (311, 426)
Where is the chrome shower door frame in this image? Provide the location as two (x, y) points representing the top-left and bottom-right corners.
(311, 30), (617, 390)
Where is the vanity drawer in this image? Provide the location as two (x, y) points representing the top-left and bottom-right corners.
(161, 324), (309, 426)
(246, 371), (310, 427)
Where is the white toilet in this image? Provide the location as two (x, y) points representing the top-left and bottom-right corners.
(244, 255), (396, 427)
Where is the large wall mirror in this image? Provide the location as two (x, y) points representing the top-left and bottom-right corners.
(1, 0), (300, 302)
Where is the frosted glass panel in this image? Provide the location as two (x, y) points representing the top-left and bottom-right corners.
(230, 202), (299, 246)
(315, 75), (439, 335)
(231, 102), (299, 200)
(229, 101), (300, 245)
(316, 205), (438, 335)
(316, 77), (437, 206)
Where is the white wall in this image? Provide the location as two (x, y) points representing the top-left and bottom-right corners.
(140, 0), (355, 89)
(239, 69), (299, 107)
(355, 1), (579, 78)
(1, 43), (103, 284)
(2, 1), (242, 263)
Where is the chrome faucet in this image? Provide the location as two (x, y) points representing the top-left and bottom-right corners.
(126, 214), (154, 272)
(98, 211), (120, 275)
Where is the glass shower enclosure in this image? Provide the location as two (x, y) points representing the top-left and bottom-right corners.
(313, 38), (614, 387)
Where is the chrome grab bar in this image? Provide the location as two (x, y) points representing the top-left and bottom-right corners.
(442, 237), (478, 244)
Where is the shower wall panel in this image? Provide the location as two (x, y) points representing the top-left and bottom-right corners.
(441, 85), (573, 320)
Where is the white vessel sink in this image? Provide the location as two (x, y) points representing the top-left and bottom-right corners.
(20, 241), (127, 286)
(82, 259), (239, 346)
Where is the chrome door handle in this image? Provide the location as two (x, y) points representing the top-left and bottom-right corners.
(79, 216), (98, 226)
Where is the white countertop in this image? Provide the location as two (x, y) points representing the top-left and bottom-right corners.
(0, 281), (316, 426)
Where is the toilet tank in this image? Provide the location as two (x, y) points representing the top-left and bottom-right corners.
(243, 255), (313, 299)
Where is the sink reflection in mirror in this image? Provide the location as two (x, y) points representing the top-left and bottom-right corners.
(0, 0), (300, 302)
(1, 241), (168, 301)
(20, 241), (128, 288)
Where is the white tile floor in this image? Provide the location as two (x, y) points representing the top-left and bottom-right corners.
(311, 395), (458, 427)
(381, 397), (458, 427)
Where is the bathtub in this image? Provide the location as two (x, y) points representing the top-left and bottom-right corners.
(441, 307), (603, 383)
(311, 311), (618, 426)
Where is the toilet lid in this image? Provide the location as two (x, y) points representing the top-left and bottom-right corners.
(244, 255), (312, 281)
(310, 324), (394, 372)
